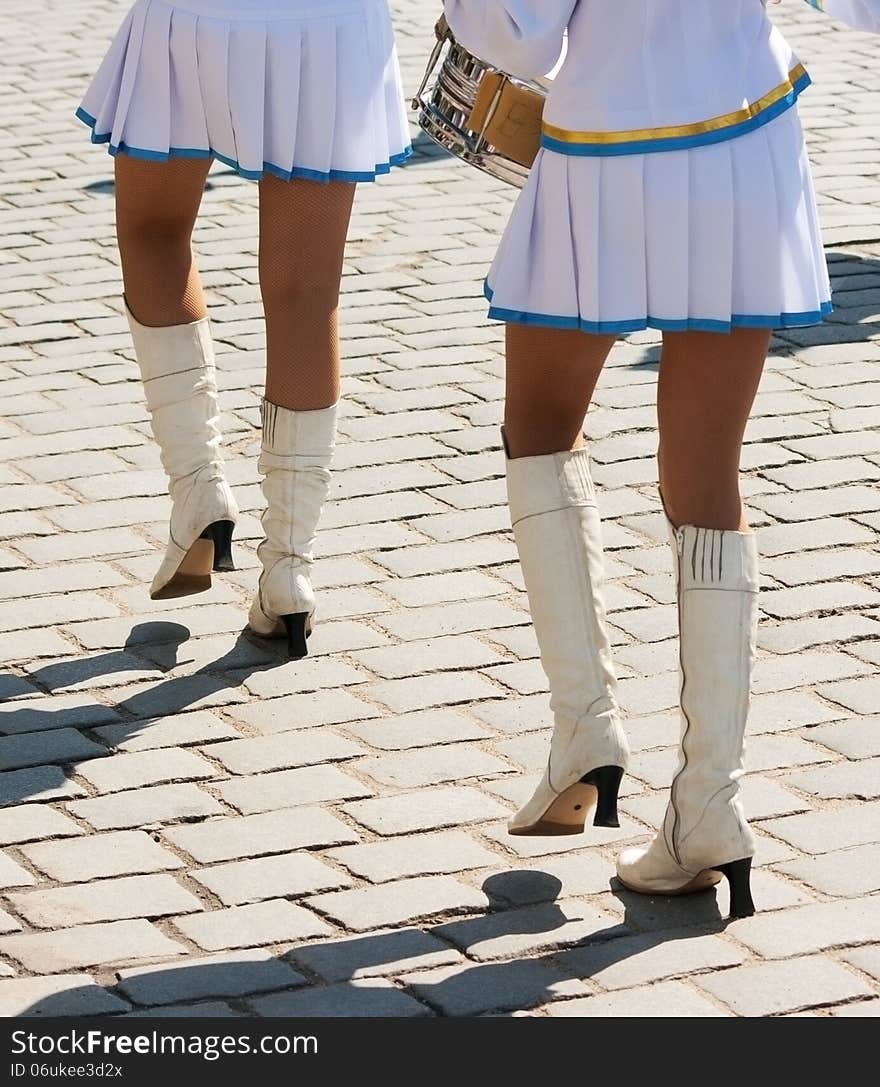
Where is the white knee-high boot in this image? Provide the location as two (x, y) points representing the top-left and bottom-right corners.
(616, 520), (758, 918)
(127, 305), (238, 600)
(506, 446), (630, 835)
(248, 399), (337, 659)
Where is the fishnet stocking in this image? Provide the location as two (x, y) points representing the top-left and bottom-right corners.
(258, 174), (355, 411)
(114, 155), (211, 327)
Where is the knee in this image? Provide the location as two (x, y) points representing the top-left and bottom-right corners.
(116, 208), (194, 254)
(260, 272), (340, 319)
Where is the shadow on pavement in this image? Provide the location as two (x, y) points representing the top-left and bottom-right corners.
(9, 870), (730, 1018)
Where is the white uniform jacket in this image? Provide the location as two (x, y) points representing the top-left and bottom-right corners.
(443, 0), (875, 159)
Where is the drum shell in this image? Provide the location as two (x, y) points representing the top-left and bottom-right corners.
(414, 37), (547, 188)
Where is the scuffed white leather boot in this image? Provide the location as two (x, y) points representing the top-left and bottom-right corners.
(617, 521), (758, 918)
(127, 305), (238, 600)
(248, 399), (337, 659)
(506, 445), (629, 836)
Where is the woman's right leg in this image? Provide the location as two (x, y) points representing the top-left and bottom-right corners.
(115, 154), (211, 328)
(115, 155), (238, 600)
(503, 324), (630, 835)
(247, 175), (356, 658)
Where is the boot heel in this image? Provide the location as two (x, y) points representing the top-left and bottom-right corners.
(281, 612), (311, 660)
(203, 520), (236, 572)
(583, 765), (624, 828)
(717, 857), (755, 919)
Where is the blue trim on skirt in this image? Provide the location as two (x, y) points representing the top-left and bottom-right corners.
(483, 283), (833, 335)
(76, 107), (412, 183)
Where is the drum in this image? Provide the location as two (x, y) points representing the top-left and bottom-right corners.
(411, 17), (549, 188)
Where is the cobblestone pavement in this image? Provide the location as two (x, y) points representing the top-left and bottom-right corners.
(0, 0), (878, 1018)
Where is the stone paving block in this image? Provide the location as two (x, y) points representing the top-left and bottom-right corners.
(546, 980), (727, 1017)
(365, 671), (503, 714)
(808, 716), (880, 759)
(357, 744), (512, 789)
(122, 1001), (241, 1018)
(68, 783), (224, 830)
(0, 692), (121, 735)
(0, 766), (84, 808)
(93, 709), (241, 752)
(482, 659), (550, 697)
(73, 747), (216, 793)
(730, 897), (880, 958)
(753, 649), (870, 694)
(192, 852), (351, 906)
(0, 628), (77, 663)
(163, 805), (358, 864)
(373, 536), (516, 578)
(786, 758), (880, 800)
(344, 785), (509, 836)
(117, 950), (304, 1007)
(758, 518), (875, 556)
(750, 689), (845, 733)
(217, 764), (372, 815)
(242, 656), (367, 699)
(250, 977), (431, 1017)
(436, 900), (619, 962)
(778, 844), (880, 898)
(344, 707), (492, 750)
(293, 928), (462, 982)
(0, 850), (36, 889)
(22, 829), (183, 883)
(818, 676), (880, 716)
(470, 694), (549, 734)
(483, 853), (618, 905)
(308, 875), (488, 932)
(764, 546), (880, 586)
(764, 801), (880, 855)
(754, 486), (880, 522)
(381, 600), (527, 652)
(352, 633), (508, 677)
(748, 733), (833, 772)
(761, 581), (880, 619)
(329, 830), (501, 883)
(8, 873), (203, 928)
(841, 945), (880, 985)
(558, 931), (746, 991)
(403, 959), (585, 1016)
(828, 1000), (880, 1017)
(0, 805), (82, 846)
(0, 974), (130, 1018)
(228, 688), (377, 734)
(758, 614), (880, 654)
(696, 955), (873, 1017)
(0, 920), (185, 973)
(205, 729), (364, 775)
(173, 899), (332, 952)
(0, 728), (107, 772)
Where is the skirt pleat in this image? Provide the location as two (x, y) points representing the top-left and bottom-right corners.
(77, 0), (411, 183)
(486, 108), (832, 334)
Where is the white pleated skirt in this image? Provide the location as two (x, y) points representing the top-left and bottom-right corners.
(486, 108), (832, 334)
(77, 0), (411, 183)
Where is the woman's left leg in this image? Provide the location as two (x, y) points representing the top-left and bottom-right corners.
(617, 328), (769, 918)
(248, 175), (356, 658)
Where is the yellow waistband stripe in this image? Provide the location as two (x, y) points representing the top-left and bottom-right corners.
(542, 64), (809, 147)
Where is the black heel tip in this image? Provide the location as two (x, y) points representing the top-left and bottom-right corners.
(203, 520), (236, 572)
(581, 765), (625, 828)
(281, 613), (311, 660)
(717, 857), (756, 920)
